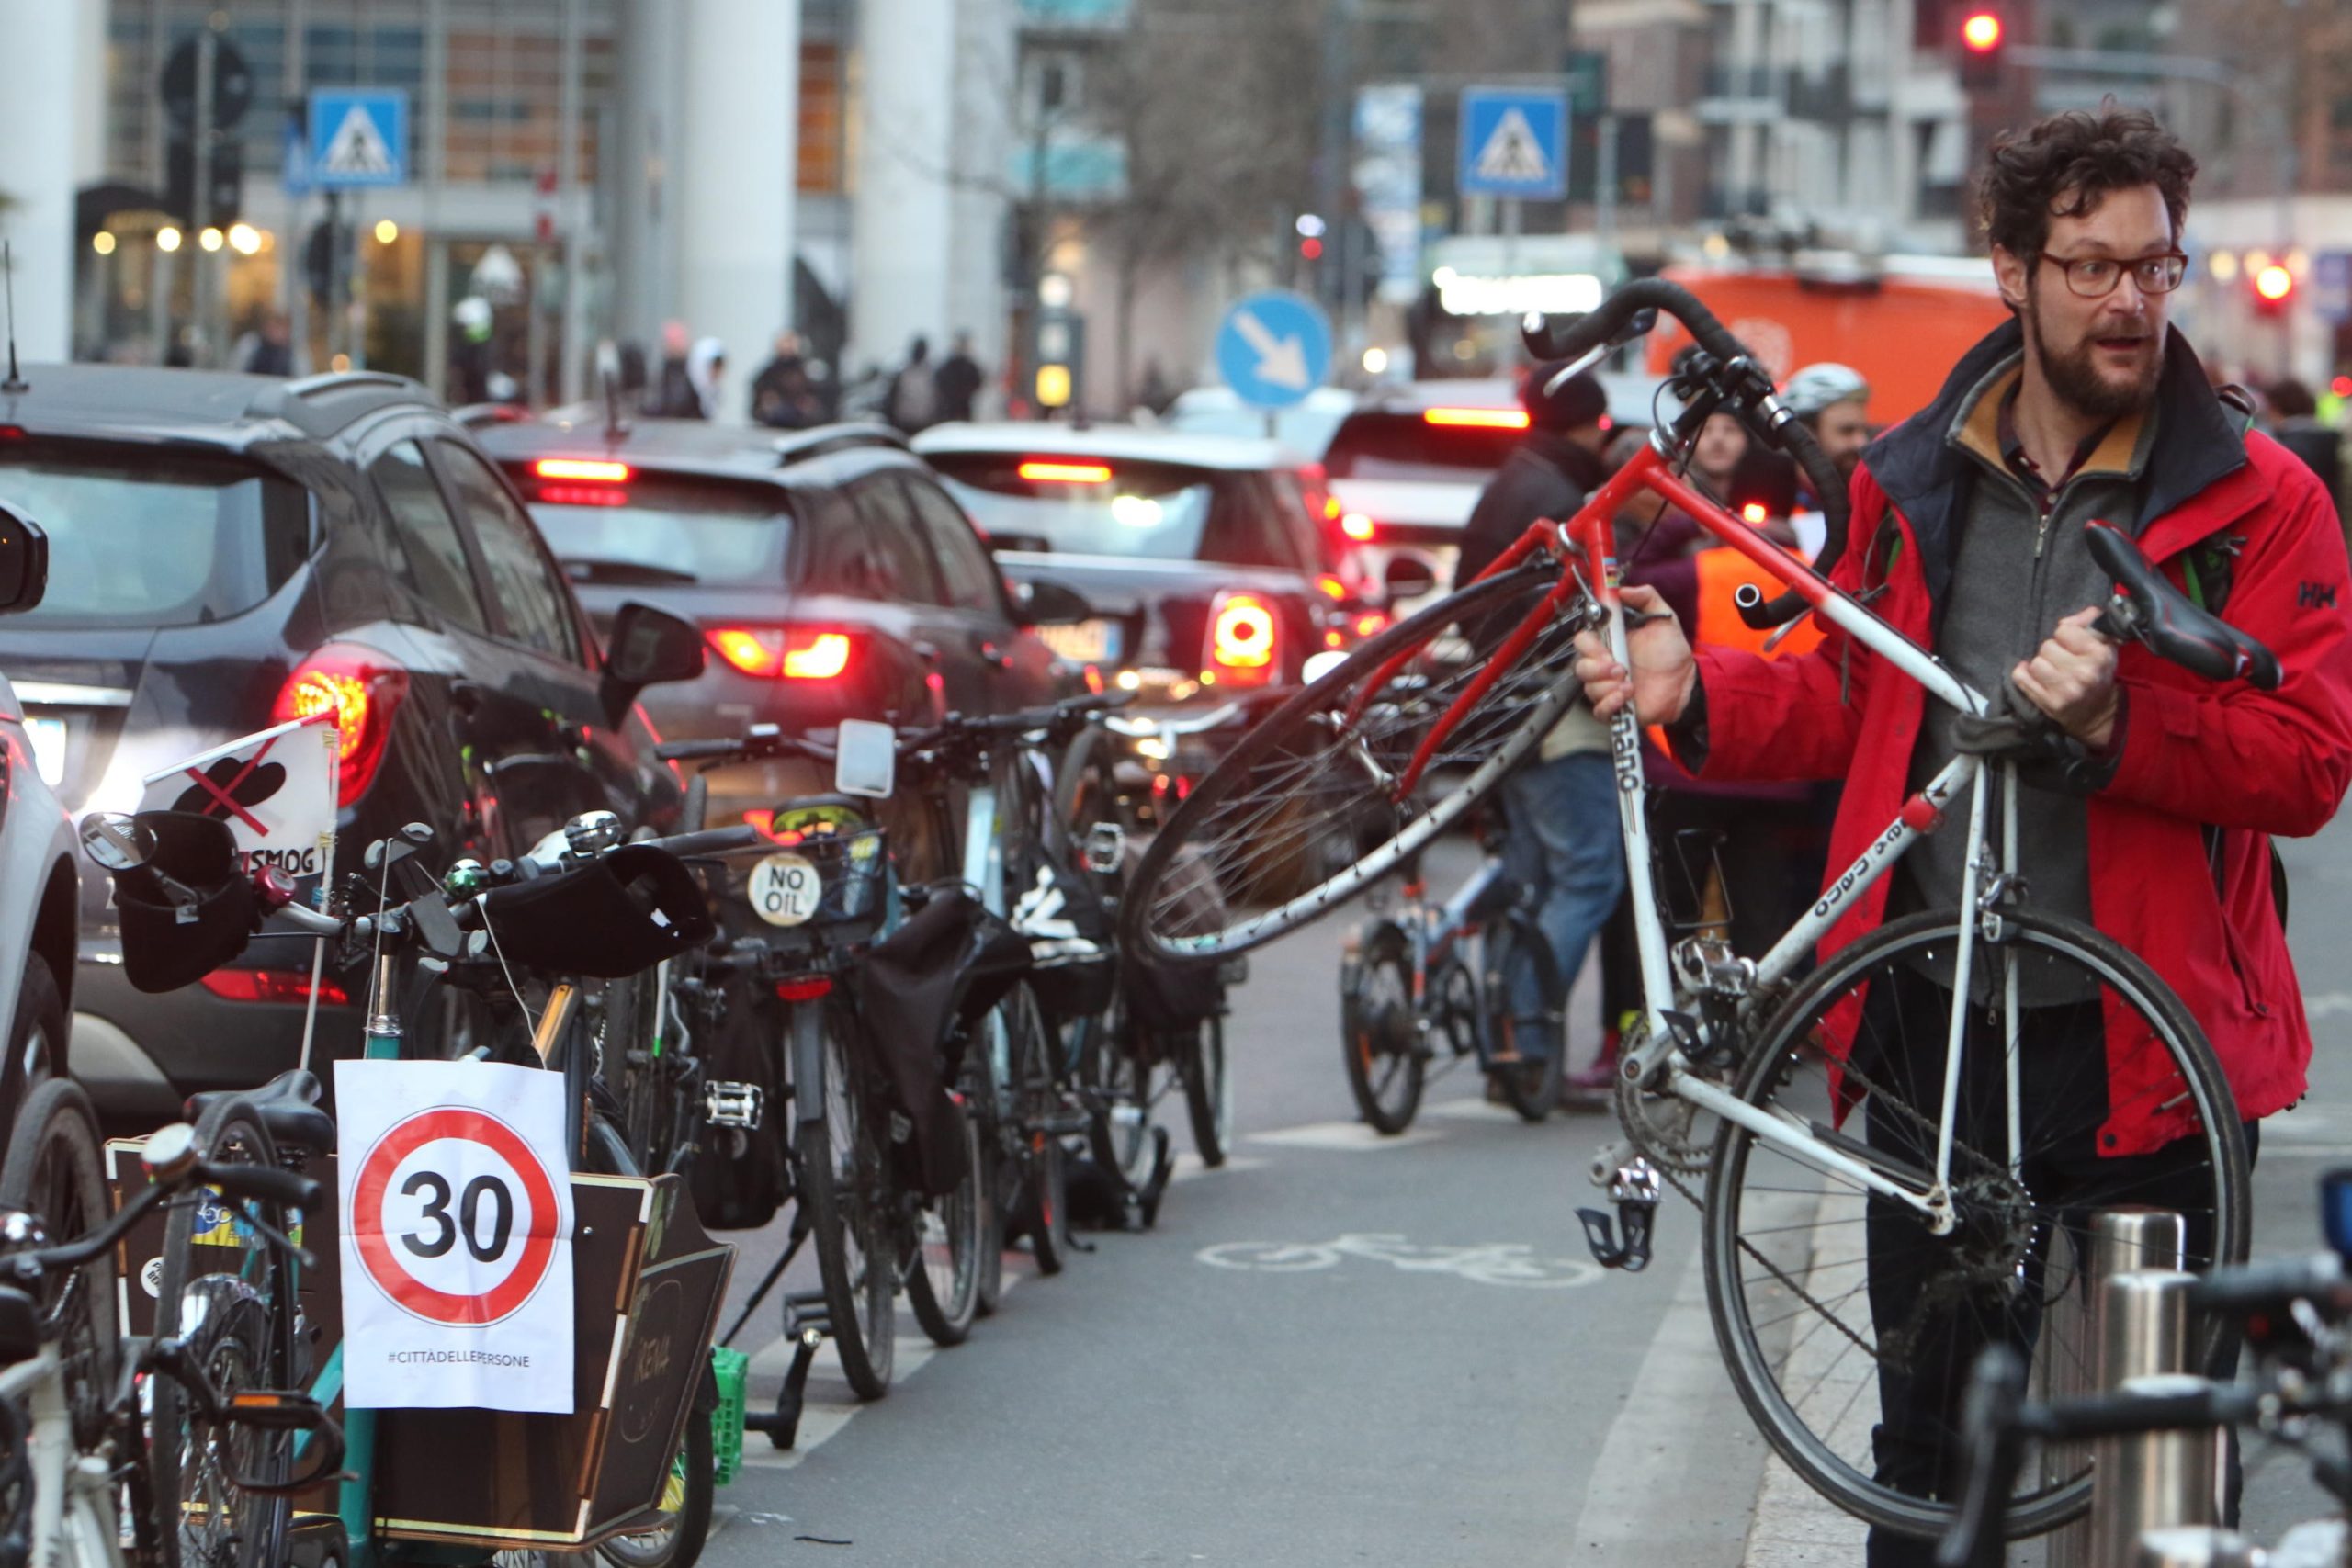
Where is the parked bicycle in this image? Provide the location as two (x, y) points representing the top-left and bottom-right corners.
(1122, 278), (2278, 1540)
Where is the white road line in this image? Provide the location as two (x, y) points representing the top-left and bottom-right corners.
(1167, 1153), (1269, 1183)
(1244, 1119), (1446, 1151)
(2304, 992), (2352, 1021)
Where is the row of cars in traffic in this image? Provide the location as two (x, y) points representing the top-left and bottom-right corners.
(0, 357), (1531, 1136)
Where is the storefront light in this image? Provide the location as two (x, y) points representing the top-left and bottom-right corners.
(155, 226), (182, 253)
(227, 223), (261, 255)
(91, 231), (115, 255)
(198, 227), (224, 253)
(375, 220), (400, 244)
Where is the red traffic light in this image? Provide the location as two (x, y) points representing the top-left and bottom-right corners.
(1300, 236), (1324, 261)
(2254, 264), (2295, 303)
(1962, 10), (2003, 50)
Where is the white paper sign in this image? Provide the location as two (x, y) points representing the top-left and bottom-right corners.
(334, 1059), (575, 1412)
(139, 714), (340, 884)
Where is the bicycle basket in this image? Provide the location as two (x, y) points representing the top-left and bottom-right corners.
(114, 810), (257, 993)
(477, 843), (715, 978)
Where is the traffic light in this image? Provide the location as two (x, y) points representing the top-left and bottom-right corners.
(2252, 263), (2296, 317)
(1959, 8), (2005, 89)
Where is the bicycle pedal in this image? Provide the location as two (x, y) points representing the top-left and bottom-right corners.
(703, 1080), (765, 1132)
(1576, 1201), (1657, 1272)
(1083, 822), (1126, 874)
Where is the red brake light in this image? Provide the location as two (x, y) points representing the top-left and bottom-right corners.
(1018, 459), (1113, 484)
(1353, 611), (1389, 638)
(1340, 513), (1375, 542)
(199, 970), (352, 1006)
(538, 485), (628, 507)
(1424, 407), (1530, 430)
(1206, 592), (1279, 687)
(272, 643), (409, 803)
(707, 626), (856, 680)
(1961, 11), (2002, 50)
(534, 457), (631, 483)
(1741, 502), (1769, 525)
(775, 976), (832, 1001)
(1317, 574), (1347, 601)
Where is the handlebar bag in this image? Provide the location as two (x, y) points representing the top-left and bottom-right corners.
(477, 843), (716, 979)
(115, 811), (258, 994)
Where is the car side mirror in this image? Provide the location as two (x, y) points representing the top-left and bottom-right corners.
(0, 506), (48, 615)
(1017, 579), (1093, 627)
(601, 600), (706, 724)
(1384, 554), (1437, 601)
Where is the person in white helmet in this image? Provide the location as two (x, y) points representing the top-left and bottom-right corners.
(1781, 363), (1873, 556)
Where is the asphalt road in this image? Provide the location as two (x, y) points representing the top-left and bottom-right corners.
(693, 813), (2352, 1565)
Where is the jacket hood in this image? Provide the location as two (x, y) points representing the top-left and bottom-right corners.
(1856, 318), (2248, 606)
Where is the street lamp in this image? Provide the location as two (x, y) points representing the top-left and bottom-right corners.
(156, 226), (183, 253)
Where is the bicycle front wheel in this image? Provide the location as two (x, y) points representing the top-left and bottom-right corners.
(150, 1104), (296, 1568)
(0, 1078), (115, 1450)
(1701, 908), (2249, 1542)
(906, 1092), (983, 1347)
(1124, 564), (1579, 963)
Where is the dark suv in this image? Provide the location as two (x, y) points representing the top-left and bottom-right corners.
(474, 413), (1073, 874)
(0, 366), (699, 1117)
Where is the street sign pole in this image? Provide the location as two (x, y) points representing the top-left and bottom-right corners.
(193, 28), (214, 366)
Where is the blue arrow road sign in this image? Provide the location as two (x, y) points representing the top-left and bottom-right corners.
(1216, 290), (1333, 410)
(1459, 87), (1567, 200)
(310, 88), (407, 189)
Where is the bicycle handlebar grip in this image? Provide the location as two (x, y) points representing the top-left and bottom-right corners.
(641, 824), (764, 859)
(1521, 278), (1748, 367)
(199, 1162), (322, 1213)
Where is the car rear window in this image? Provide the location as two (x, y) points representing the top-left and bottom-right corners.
(519, 471), (790, 587)
(1322, 412), (1522, 483)
(0, 444), (311, 628)
(926, 453), (1304, 570)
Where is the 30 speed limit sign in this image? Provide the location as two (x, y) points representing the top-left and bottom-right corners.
(334, 1059), (575, 1412)
(746, 851), (822, 927)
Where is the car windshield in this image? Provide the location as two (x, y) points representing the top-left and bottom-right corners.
(0, 445), (311, 628)
(1322, 412), (1522, 483)
(928, 454), (1304, 569)
(518, 472), (790, 583)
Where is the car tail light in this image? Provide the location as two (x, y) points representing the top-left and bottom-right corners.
(534, 457), (631, 483)
(539, 485), (628, 507)
(1340, 513), (1375, 542)
(272, 642), (410, 803)
(1018, 459), (1113, 484)
(775, 976), (832, 1001)
(1423, 407), (1529, 430)
(1740, 502), (1769, 525)
(707, 626), (855, 680)
(1205, 592), (1278, 688)
(1353, 611), (1390, 639)
(199, 970), (352, 1006)
(1316, 574), (1347, 601)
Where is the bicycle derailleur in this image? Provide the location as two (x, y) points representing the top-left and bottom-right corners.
(1577, 1156), (1661, 1272)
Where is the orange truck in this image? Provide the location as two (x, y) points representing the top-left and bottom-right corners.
(1641, 257), (2011, 424)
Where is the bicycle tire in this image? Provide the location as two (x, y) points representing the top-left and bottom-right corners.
(1700, 907), (2250, 1542)
(1340, 923), (1424, 1135)
(1003, 981), (1070, 1275)
(965, 1024), (1008, 1318)
(150, 1103), (295, 1568)
(1486, 910), (1566, 1124)
(797, 1004), (895, 1400)
(1050, 722), (1122, 855)
(905, 1093), (983, 1346)
(1082, 996), (1166, 1190)
(596, 1403), (714, 1568)
(0, 1077), (114, 1450)
(1123, 564), (1578, 963)
(1181, 1014), (1232, 1168)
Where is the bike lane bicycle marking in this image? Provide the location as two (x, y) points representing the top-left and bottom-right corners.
(1244, 1119), (1447, 1151)
(1194, 1232), (1602, 1288)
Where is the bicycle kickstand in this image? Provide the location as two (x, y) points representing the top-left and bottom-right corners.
(1577, 1157), (1661, 1272)
(743, 1293), (830, 1450)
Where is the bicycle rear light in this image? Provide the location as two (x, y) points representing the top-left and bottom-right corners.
(1205, 592), (1279, 688)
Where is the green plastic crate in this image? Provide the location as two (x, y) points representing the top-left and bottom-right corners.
(710, 1346), (749, 1485)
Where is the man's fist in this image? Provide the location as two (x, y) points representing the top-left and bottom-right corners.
(2012, 606), (2120, 750)
(1570, 584), (1699, 724)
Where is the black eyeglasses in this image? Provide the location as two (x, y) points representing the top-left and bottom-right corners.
(2035, 250), (2188, 299)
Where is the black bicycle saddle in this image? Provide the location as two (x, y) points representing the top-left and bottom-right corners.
(2085, 520), (2282, 692)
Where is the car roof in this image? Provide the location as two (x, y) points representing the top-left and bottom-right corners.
(912, 420), (1307, 472)
(476, 409), (907, 482)
(1167, 386), (1356, 415)
(0, 364), (443, 446)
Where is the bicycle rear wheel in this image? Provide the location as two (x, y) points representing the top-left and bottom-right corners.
(0, 1078), (115, 1450)
(150, 1103), (296, 1568)
(1485, 911), (1566, 1124)
(1004, 981), (1071, 1275)
(1124, 564), (1578, 964)
(1701, 908), (2249, 1542)
(1180, 1015), (1232, 1168)
(905, 1093), (983, 1346)
(797, 1004), (896, 1400)
(1340, 925), (1424, 1135)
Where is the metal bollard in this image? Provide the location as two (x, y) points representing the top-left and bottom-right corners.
(2087, 1276), (2216, 1563)
(2047, 1209), (2188, 1568)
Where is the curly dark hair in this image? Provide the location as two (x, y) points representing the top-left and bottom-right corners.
(1977, 106), (2197, 262)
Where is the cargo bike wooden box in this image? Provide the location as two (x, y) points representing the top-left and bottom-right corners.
(106, 1142), (732, 1555)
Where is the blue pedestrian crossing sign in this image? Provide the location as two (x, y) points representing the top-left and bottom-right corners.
(1216, 290), (1333, 410)
(1459, 87), (1567, 200)
(310, 89), (407, 189)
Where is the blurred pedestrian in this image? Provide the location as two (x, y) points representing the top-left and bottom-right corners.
(1137, 357), (1177, 418)
(684, 337), (726, 421)
(2267, 378), (2344, 513)
(1781, 362), (1874, 558)
(450, 297), (494, 404)
(236, 310), (293, 377)
(652, 321), (695, 417)
(886, 336), (942, 434)
(752, 332), (824, 429)
(935, 332), (984, 424)
(1453, 364), (1626, 1077)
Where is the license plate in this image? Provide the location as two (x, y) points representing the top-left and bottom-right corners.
(20, 716), (63, 787)
(1036, 619), (1120, 666)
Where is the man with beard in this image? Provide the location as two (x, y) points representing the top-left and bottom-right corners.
(1570, 106), (2352, 1563)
